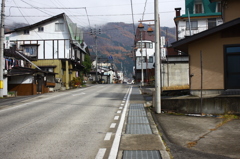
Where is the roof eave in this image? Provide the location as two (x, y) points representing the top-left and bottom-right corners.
(5, 13), (65, 33)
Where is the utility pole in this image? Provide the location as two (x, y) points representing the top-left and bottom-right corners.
(155, 0), (161, 113)
(137, 22), (144, 87)
(0, 0), (5, 98)
(90, 28), (101, 82)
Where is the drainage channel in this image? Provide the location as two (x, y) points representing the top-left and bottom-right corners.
(126, 103), (152, 134)
(123, 100), (162, 159)
(123, 150), (162, 159)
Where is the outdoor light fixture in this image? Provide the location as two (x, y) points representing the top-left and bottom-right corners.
(147, 26), (154, 36)
(138, 22), (144, 31)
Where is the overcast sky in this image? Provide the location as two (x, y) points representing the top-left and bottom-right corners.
(5, 0), (185, 28)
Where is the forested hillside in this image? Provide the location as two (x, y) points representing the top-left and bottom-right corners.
(83, 22), (176, 77)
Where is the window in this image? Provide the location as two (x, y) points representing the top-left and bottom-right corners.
(146, 42), (153, 49)
(136, 42), (153, 49)
(225, 45), (240, 88)
(38, 27), (44, 32)
(195, 3), (203, 13)
(136, 42), (144, 48)
(23, 45), (37, 57)
(186, 21), (198, 30)
(137, 56), (146, 63)
(208, 18), (216, 29)
(55, 23), (64, 32)
(24, 30), (29, 35)
(148, 56), (153, 63)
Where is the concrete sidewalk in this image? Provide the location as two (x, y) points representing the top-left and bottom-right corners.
(118, 86), (170, 159)
(140, 86), (240, 159)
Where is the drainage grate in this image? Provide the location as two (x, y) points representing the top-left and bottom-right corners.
(123, 150), (162, 159)
(128, 109), (147, 116)
(128, 116), (149, 124)
(129, 103), (145, 110)
(126, 124), (152, 134)
(131, 88), (141, 95)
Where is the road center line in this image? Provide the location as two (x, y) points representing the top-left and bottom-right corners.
(114, 116), (119, 120)
(95, 148), (107, 159)
(104, 132), (112, 140)
(110, 123), (116, 128)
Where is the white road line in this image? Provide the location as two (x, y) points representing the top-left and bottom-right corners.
(72, 92), (86, 96)
(95, 148), (107, 159)
(110, 123), (116, 128)
(108, 86), (132, 159)
(114, 116), (119, 120)
(119, 107), (123, 109)
(104, 132), (112, 140)
(122, 101), (125, 103)
(121, 104), (124, 106)
(117, 110), (121, 114)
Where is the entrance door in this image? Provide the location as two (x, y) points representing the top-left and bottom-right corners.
(225, 46), (240, 89)
(37, 75), (43, 93)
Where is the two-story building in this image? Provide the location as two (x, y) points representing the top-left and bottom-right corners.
(5, 13), (89, 94)
(174, 0), (223, 41)
(172, 0), (240, 95)
(134, 27), (156, 84)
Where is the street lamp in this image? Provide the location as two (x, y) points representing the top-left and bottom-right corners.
(138, 22), (144, 87)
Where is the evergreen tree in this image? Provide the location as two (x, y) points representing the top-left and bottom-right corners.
(82, 54), (92, 75)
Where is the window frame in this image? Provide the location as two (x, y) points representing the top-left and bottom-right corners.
(22, 45), (38, 58)
(186, 21), (198, 30)
(208, 18), (216, 29)
(136, 42), (153, 49)
(38, 26), (44, 32)
(148, 56), (153, 63)
(23, 30), (30, 35)
(55, 23), (65, 32)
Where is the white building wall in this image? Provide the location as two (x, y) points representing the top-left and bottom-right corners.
(161, 63), (189, 88)
(6, 18), (72, 60)
(178, 18), (223, 40)
(135, 40), (155, 70)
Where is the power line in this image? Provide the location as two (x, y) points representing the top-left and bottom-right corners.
(130, 0), (136, 37)
(84, 7), (91, 28)
(13, 0), (30, 24)
(6, 6), (87, 9)
(20, 0), (52, 16)
(142, 0), (148, 20)
(8, 12), (175, 18)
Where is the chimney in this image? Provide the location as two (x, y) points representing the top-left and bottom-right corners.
(175, 8), (181, 17)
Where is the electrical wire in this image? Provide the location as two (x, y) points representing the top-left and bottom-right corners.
(130, 0), (136, 37)
(142, 0), (148, 21)
(9, 12), (177, 18)
(85, 7), (91, 28)
(7, 6), (86, 9)
(20, 0), (52, 16)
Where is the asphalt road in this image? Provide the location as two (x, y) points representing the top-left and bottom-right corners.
(0, 84), (129, 159)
